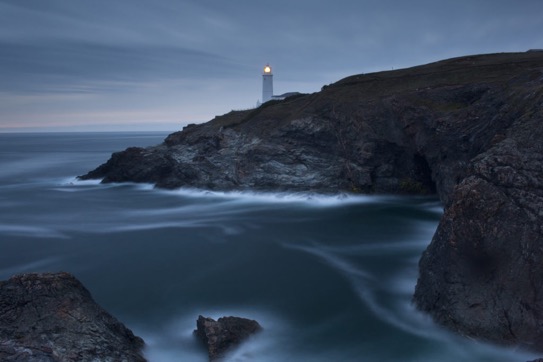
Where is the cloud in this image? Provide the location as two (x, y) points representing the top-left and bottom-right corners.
(0, 40), (249, 94)
(1, 0), (542, 131)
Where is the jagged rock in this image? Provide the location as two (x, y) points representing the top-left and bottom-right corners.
(0, 272), (146, 362)
(414, 109), (543, 348)
(194, 315), (262, 361)
(80, 52), (543, 351)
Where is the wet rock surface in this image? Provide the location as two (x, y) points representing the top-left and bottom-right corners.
(194, 315), (262, 361)
(0, 272), (146, 362)
(414, 110), (543, 349)
(80, 52), (543, 351)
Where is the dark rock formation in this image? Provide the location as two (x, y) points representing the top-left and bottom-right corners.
(0, 272), (146, 362)
(80, 52), (543, 351)
(414, 97), (543, 349)
(194, 315), (262, 361)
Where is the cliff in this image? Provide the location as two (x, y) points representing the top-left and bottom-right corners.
(80, 52), (543, 351)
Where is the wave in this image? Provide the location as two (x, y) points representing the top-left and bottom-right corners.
(2, 177), (443, 239)
(135, 309), (290, 362)
(61, 177), (103, 186)
(163, 188), (408, 207)
(0, 224), (68, 239)
(133, 294), (536, 362)
(63, 178), (440, 208)
(282, 238), (537, 362)
(135, 308), (371, 362)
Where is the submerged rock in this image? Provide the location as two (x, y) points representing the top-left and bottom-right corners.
(0, 272), (146, 362)
(194, 315), (262, 361)
(80, 52), (543, 351)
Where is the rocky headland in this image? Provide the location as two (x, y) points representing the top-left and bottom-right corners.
(79, 52), (543, 352)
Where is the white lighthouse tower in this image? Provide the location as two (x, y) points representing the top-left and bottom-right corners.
(262, 64), (273, 103)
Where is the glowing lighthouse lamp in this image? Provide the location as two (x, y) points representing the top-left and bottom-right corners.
(262, 64), (273, 103)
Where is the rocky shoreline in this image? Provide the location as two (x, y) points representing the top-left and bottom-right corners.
(78, 51), (543, 354)
(0, 272), (262, 361)
(2, 52), (540, 359)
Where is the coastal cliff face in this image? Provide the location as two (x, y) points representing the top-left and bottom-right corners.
(415, 90), (543, 348)
(81, 52), (543, 350)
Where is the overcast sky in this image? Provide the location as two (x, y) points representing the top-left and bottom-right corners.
(1, 0), (542, 132)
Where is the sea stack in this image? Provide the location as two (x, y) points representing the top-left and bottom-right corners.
(194, 315), (262, 361)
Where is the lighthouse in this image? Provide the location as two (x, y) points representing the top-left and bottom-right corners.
(262, 64), (273, 103)
(257, 64), (299, 107)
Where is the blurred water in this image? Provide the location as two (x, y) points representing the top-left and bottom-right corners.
(0, 132), (537, 361)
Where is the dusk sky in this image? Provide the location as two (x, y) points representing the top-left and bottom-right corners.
(1, 0), (542, 132)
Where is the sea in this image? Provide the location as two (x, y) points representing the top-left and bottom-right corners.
(0, 132), (537, 362)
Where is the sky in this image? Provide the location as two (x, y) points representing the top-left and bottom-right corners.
(1, 0), (542, 132)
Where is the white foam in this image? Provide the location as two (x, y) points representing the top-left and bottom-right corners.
(284, 241), (538, 362)
(283, 241), (449, 340)
(62, 176), (102, 186)
(58, 177), (155, 190)
(105, 220), (203, 233)
(0, 224), (67, 239)
(315, 240), (427, 256)
(136, 309), (294, 362)
(57, 177), (442, 211)
(159, 187), (403, 208)
(283, 242), (374, 280)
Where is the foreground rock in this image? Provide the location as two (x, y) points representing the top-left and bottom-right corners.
(194, 315), (262, 361)
(414, 118), (543, 348)
(80, 52), (543, 351)
(0, 272), (146, 362)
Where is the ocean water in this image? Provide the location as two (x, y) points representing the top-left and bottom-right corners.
(0, 132), (537, 362)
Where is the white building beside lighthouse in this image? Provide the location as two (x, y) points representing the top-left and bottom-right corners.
(262, 64), (273, 103)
